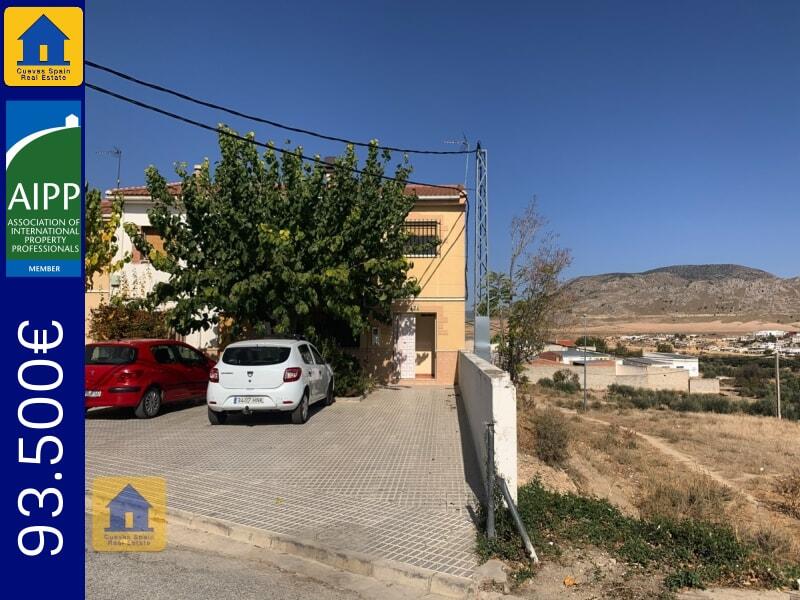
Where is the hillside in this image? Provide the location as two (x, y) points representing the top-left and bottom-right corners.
(566, 264), (800, 326)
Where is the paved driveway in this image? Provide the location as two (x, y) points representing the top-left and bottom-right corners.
(85, 386), (480, 577)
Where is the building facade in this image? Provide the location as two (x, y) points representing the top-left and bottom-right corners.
(88, 181), (467, 384)
(355, 184), (466, 384)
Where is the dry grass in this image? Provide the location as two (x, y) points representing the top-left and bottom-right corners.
(772, 470), (800, 520)
(518, 383), (800, 563)
(580, 409), (800, 482)
(637, 472), (733, 523)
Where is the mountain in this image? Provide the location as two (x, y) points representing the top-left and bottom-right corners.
(565, 264), (800, 324)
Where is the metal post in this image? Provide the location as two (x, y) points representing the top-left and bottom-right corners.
(485, 421), (496, 539)
(498, 478), (539, 564)
(582, 314), (587, 411)
(776, 340), (781, 420)
(474, 143), (489, 319)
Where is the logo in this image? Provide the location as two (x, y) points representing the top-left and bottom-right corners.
(6, 101), (82, 278)
(92, 476), (167, 552)
(4, 7), (83, 86)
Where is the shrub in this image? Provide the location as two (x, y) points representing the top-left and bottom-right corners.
(314, 339), (372, 397)
(637, 473), (733, 523)
(533, 408), (571, 466)
(606, 385), (760, 418)
(772, 470), (800, 519)
(539, 370), (581, 394)
(89, 299), (172, 341)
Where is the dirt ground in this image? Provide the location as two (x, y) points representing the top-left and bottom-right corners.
(573, 318), (800, 335)
(514, 386), (800, 599)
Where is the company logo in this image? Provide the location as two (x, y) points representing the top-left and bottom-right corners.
(92, 476), (167, 552)
(6, 101), (82, 278)
(4, 7), (83, 86)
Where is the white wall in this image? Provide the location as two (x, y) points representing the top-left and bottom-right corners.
(457, 351), (518, 501)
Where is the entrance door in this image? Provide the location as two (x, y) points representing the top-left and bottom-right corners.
(396, 314), (416, 379)
(415, 314), (436, 378)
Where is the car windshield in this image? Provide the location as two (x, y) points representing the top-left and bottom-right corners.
(222, 346), (291, 366)
(85, 345), (137, 365)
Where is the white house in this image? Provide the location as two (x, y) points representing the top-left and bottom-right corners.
(641, 352), (700, 377)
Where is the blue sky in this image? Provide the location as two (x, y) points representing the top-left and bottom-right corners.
(86, 0), (799, 278)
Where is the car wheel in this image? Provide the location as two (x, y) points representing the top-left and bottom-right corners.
(208, 407), (227, 425)
(291, 391), (309, 424)
(135, 387), (162, 419)
(324, 382), (334, 406)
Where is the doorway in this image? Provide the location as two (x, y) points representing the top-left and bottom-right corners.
(415, 314), (436, 379)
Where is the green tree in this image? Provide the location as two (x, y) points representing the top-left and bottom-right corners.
(656, 342), (674, 353)
(577, 335), (609, 353)
(124, 128), (420, 347)
(476, 271), (512, 318)
(85, 187), (127, 291)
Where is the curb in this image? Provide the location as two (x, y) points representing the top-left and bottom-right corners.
(87, 496), (478, 598)
(168, 508), (478, 598)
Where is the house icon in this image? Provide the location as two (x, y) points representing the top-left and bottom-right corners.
(104, 484), (153, 532)
(17, 15), (70, 66)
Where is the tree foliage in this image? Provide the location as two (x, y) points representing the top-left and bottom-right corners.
(496, 198), (572, 383)
(124, 129), (420, 345)
(85, 187), (127, 291)
(477, 271), (512, 318)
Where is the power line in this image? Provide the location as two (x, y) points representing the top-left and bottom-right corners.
(86, 60), (475, 157)
(87, 82), (464, 192)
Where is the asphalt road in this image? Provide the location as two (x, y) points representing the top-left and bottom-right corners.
(86, 519), (363, 600)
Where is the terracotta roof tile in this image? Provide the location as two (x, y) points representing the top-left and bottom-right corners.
(105, 182), (464, 200)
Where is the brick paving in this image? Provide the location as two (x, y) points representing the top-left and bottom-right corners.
(85, 386), (480, 577)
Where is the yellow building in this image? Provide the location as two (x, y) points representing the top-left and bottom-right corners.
(357, 184), (467, 385)
(91, 182), (467, 383)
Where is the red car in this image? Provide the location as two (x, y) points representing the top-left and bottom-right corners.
(85, 339), (214, 418)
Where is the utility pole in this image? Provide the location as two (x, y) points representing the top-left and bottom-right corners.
(776, 340), (781, 420)
(582, 313), (588, 411)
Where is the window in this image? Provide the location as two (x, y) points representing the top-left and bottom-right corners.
(174, 344), (206, 366)
(151, 345), (178, 364)
(85, 345), (137, 365)
(222, 346), (290, 366)
(404, 220), (440, 257)
(298, 344), (314, 365)
(134, 226), (166, 263)
(310, 346), (325, 365)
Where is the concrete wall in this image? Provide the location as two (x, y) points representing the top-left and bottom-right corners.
(524, 362), (618, 390)
(457, 351), (517, 501)
(616, 370), (688, 391)
(689, 377), (721, 394)
(524, 361), (691, 392)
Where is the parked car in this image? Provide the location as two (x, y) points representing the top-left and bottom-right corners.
(85, 339), (214, 418)
(207, 338), (334, 425)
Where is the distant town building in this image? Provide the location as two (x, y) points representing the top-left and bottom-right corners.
(754, 330), (786, 339)
(641, 352), (700, 377)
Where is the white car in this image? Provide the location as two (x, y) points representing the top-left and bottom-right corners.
(207, 338), (334, 425)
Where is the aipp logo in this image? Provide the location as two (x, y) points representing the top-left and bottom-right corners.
(4, 7), (83, 86)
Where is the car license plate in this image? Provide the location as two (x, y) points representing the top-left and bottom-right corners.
(233, 396), (266, 405)
(85, 390), (101, 398)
